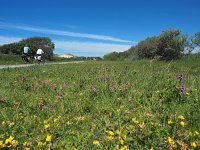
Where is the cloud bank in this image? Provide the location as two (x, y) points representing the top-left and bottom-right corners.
(54, 40), (131, 56)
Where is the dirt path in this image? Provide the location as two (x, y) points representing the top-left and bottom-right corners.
(0, 61), (84, 69)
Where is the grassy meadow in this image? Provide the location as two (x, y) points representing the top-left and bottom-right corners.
(0, 57), (200, 149)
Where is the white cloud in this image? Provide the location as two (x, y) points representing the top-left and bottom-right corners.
(54, 40), (131, 56)
(0, 22), (135, 43)
(0, 36), (21, 45)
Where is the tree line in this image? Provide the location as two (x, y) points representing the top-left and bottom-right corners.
(0, 37), (54, 60)
(104, 29), (200, 61)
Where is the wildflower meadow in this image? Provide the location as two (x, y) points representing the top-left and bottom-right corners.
(0, 58), (199, 149)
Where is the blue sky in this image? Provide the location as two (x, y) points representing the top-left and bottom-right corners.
(0, 0), (200, 57)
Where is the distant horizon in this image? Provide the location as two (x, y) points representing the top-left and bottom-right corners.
(0, 0), (200, 57)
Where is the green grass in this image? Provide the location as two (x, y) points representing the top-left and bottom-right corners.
(0, 58), (199, 149)
(0, 54), (23, 65)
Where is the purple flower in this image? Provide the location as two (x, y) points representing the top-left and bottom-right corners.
(31, 83), (34, 88)
(38, 79), (42, 84)
(180, 84), (186, 93)
(106, 76), (110, 81)
(100, 76), (105, 81)
(128, 97), (132, 102)
(53, 85), (57, 90)
(90, 85), (96, 91)
(178, 73), (184, 81)
(90, 85), (94, 90)
(45, 80), (49, 86)
(58, 92), (64, 97)
(22, 75), (26, 81)
(63, 82), (68, 88)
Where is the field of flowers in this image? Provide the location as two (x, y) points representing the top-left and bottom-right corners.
(0, 59), (199, 149)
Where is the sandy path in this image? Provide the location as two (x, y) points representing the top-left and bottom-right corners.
(0, 61), (84, 69)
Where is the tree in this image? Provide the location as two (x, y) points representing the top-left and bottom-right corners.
(192, 32), (200, 46)
(20, 37), (55, 60)
(190, 32), (200, 54)
(0, 37), (54, 60)
(156, 29), (188, 60)
(102, 28), (190, 61)
(133, 37), (158, 59)
(103, 52), (120, 60)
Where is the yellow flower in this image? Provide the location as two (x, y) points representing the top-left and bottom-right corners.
(125, 110), (130, 113)
(168, 120), (173, 125)
(38, 141), (46, 147)
(79, 93), (83, 96)
(93, 140), (100, 145)
(178, 115), (185, 120)
(132, 117), (139, 124)
(44, 120), (48, 124)
(117, 98), (121, 101)
(11, 140), (18, 146)
(167, 137), (174, 145)
(180, 121), (186, 127)
(120, 139), (124, 145)
(122, 134), (127, 140)
(25, 148), (30, 150)
(146, 113), (153, 117)
(106, 130), (114, 136)
(155, 90), (160, 94)
(5, 136), (14, 145)
(120, 145), (129, 150)
(9, 122), (15, 128)
(150, 122), (155, 125)
(194, 131), (199, 135)
(190, 131), (193, 137)
(0, 140), (5, 148)
(186, 92), (190, 95)
(106, 136), (114, 140)
(44, 124), (50, 129)
(2, 121), (6, 126)
(139, 122), (145, 129)
(150, 146), (154, 150)
(46, 135), (52, 142)
(54, 118), (58, 123)
(191, 142), (197, 148)
(66, 121), (70, 125)
(116, 109), (121, 112)
(38, 141), (43, 147)
(77, 116), (85, 121)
